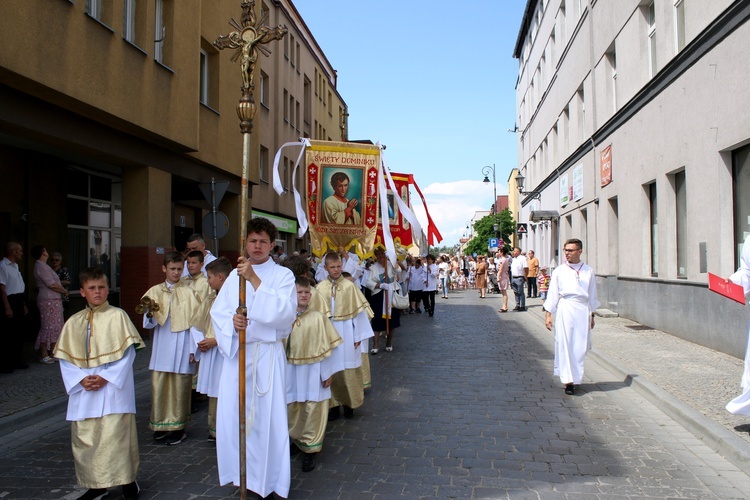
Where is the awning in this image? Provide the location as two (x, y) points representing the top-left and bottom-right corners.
(530, 210), (559, 222)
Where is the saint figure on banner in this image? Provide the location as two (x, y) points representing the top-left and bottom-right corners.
(323, 171), (361, 225)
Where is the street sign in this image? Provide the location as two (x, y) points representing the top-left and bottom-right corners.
(203, 211), (230, 239)
(488, 237), (499, 248)
(199, 180), (229, 207)
(516, 223), (528, 234)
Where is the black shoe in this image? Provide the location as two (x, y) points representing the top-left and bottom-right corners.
(75, 488), (108, 500)
(302, 452), (317, 472)
(122, 481), (140, 499)
(290, 442), (301, 456)
(415, 308), (422, 314)
(207, 435), (216, 442)
(328, 406), (340, 421)
(153, 431), (168, 441)
(517, 307), (526, 311)
(165, 430), (187, 446)
(428, 312), (434, 317)
(565, 384), (575, 395)
(343, 406), (354, 418)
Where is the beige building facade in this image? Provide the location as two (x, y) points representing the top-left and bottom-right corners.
(0, 0), (346, 319)
(513, 0), (750, 356)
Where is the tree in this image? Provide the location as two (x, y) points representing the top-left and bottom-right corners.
(464, 209), (516, 256)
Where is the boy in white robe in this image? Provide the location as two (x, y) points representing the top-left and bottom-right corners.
(54, 267), (143, 500)
(543, 238), (600, 395)
(192, 256), (232, 441)
(141, 251), (200, 446)
(286, 276), (343, 472)
(211, 218), (296, 499)
(316, 251), (374, 420)
(726, 235), (750, 415)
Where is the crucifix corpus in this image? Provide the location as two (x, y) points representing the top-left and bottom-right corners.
(214, 2), (287, 498)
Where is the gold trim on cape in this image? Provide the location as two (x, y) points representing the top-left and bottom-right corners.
(285, 309), (342, 365)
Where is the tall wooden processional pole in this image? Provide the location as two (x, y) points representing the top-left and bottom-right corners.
(214, 3), (286, 498)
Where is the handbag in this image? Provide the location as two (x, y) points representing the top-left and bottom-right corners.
(391, 289), (409, 310)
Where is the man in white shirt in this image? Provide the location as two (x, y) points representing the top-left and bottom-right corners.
(0, 242), (28, 372)
(510, 247), (528, 311)
(181, 234), (217, 277)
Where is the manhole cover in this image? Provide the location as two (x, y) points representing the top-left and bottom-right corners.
(625, 325), (653, 331)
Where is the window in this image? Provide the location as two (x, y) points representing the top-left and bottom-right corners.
(283, 157), (290, 192)
(260, 146), (269, 183)
(86, 0), (112, 25)
(66, 168), (122, 292)
(289, 93), (295, 127)
(558, 4), (566, 47)
(648, 181), (658, 276)
(260, 71), (268, 107)
(606, 42), (617, 112)
(198, 39), (219, 107)
(124, 0), (136, 42)
(303, 77), (311, 126)
(283, 89), (289, 122)
(295, 100), (300, 130)
(648, 2), (657, 77)
(290, 34), (295, 67)
(296, 42), (301, 71)
(674, 170), (687, 277)
(154, 0), (171, 65)
(674, 0), (686, 52)
(577, 85), (585, 141)
(327, 91), (332, 115)
(733, 145), (750, 268)
(199, 49), (209, 105)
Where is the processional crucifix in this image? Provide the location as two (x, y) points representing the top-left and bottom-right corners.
(214, 2), (287, 498)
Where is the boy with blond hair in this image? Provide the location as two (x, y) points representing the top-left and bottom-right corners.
(54, 268), (143, 500)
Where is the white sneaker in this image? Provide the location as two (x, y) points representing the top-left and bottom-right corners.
(385, 346), (393, 352)
(370, 348), (378, 355)
(41, 356), (55, 364)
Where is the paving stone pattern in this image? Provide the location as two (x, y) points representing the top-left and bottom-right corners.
(1, 290), (749, 498)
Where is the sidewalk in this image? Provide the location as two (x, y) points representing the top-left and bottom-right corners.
(516, 293), (750, 472)
(2, 295), (750, 472)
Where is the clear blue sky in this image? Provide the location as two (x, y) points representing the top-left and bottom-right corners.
(293, 0), (529, 246)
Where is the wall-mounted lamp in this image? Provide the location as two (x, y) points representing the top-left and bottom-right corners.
(515, 171), (541, 201)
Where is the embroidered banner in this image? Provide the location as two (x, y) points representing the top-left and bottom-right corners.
(375, 172), (414, 251)
(305, 140), (380, 257)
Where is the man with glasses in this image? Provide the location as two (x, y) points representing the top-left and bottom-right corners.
(543, 239), (600, 395)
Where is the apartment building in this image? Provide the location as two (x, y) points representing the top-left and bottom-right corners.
(0, 0), (347, 317)
(513, 0), (750, 356)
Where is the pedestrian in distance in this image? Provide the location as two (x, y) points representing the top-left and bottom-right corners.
(510, 247), (528, 311)
(31, 245), (67, 364)
(54, 267), (144, 500)
(543, 239), (600, 395)
(423, 254), (439, 315)
(527, 250), (540, 298)
(0, 242), (29, 373)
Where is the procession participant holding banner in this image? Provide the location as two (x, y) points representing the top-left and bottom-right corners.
(366, 248), (402, 354)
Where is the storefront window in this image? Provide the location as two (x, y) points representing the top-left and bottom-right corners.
(67, 168), (122, 292)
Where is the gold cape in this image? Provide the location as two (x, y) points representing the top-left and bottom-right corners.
(308, 286), (332, 317)
(181, 273), (212, 301)
(316, 277), (373, 322)
(54, 302), (144, 368)
(284, 309), (343, 365)
(142, 281), (199, 332)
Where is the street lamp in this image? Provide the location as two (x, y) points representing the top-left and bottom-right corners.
(482, 164), (497, 214)
(514, 171), (541, 201)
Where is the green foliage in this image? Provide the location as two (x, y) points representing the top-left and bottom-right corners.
(465, 209), (516, 256)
